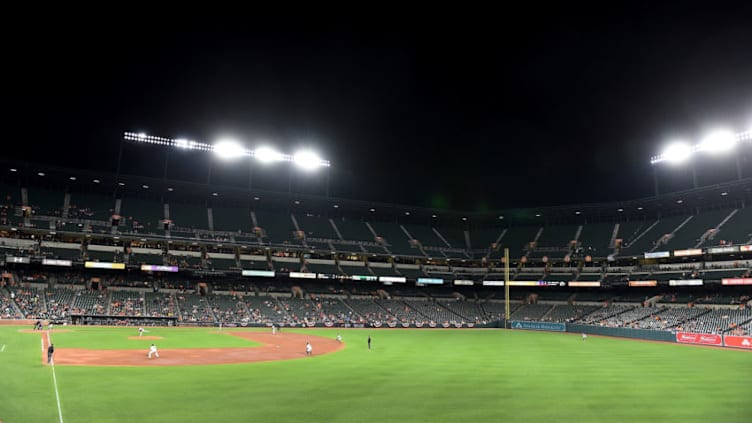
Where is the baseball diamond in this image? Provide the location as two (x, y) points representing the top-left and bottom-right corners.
(0, 326), (750, 423)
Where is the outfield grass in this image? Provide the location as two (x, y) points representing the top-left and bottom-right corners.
(0, 327), (750, 423)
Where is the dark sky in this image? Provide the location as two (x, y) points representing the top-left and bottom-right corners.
(6, 7), (752, 212)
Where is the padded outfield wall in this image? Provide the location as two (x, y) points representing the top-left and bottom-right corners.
(565, 323), (676, 342)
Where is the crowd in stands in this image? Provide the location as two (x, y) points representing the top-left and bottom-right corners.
(1, 265), (751, 334)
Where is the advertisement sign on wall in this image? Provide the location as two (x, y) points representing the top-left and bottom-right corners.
(675, 332), (722, 346)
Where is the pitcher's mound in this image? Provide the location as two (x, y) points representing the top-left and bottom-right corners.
(128, 336), (163, 340)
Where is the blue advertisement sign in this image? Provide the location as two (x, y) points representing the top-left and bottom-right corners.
(510, 321), (565, 332)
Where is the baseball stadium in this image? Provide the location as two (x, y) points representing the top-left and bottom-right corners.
(1, 131), (751, 422)
(4, 11), (752, 423)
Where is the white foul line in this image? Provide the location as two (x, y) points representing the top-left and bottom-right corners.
(47, 331), (65, 423)
(1, 344), (5, 352)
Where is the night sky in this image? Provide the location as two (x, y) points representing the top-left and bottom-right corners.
(6, 7), (752, 211)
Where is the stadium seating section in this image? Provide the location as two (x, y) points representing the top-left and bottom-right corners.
(212, 206), (253, 233)
(121, 197), (164, 234)
(169, 201), (208, 230)
(1, 176), (752, 341)
(2, 181), (750, 266)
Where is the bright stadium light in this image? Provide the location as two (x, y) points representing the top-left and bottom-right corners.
(123, 131), (331, 167)
(293, 150), (323, 170)
(662, 142), (693, 164)
(651, 127), (750, 164)
(254, 146), (283, 163)
(699, 130), (737, 153)
(213, 139), (247, 159)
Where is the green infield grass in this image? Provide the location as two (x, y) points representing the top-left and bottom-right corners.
(0, 326), (749, 423)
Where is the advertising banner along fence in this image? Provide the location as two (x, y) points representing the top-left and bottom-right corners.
(511, 321), (565, 332)
(723, 335), (752, 350)
(675, 332), (722, 346)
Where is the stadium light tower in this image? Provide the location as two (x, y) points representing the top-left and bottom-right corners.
(650, 127), (750, 195)
(121, 131), (332, 196)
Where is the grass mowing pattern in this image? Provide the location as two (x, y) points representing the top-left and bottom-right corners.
(0, 327), (750, 422)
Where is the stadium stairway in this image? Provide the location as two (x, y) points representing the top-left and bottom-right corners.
(617, 220), (659, 256)
(290, 214), (307, 249)
(539, 305), (557, 321)
(695, 209), (737, 248)
(329, 218), (345, 241)
(527, 228), (544, 257)
(609, 223), (620, 254)
(649, 216), (693, 252)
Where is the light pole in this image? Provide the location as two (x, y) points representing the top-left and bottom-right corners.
(650, 129), (750, 193)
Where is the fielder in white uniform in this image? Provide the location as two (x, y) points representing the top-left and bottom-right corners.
(148, 344), (159, 359)
(305, 342), (312, 356)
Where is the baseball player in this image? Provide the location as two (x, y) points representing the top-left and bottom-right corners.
(582, 333), (587, 342)
(138, 327), (145, 337)
(305, 342), (312, 356)
(148, 344), (159, 359)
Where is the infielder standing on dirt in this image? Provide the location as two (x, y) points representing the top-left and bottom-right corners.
(148, 344), (159, 359)
(305, 342), (312, 356)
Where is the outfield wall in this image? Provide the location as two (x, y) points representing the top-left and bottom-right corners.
(566, 323), (675, 343)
